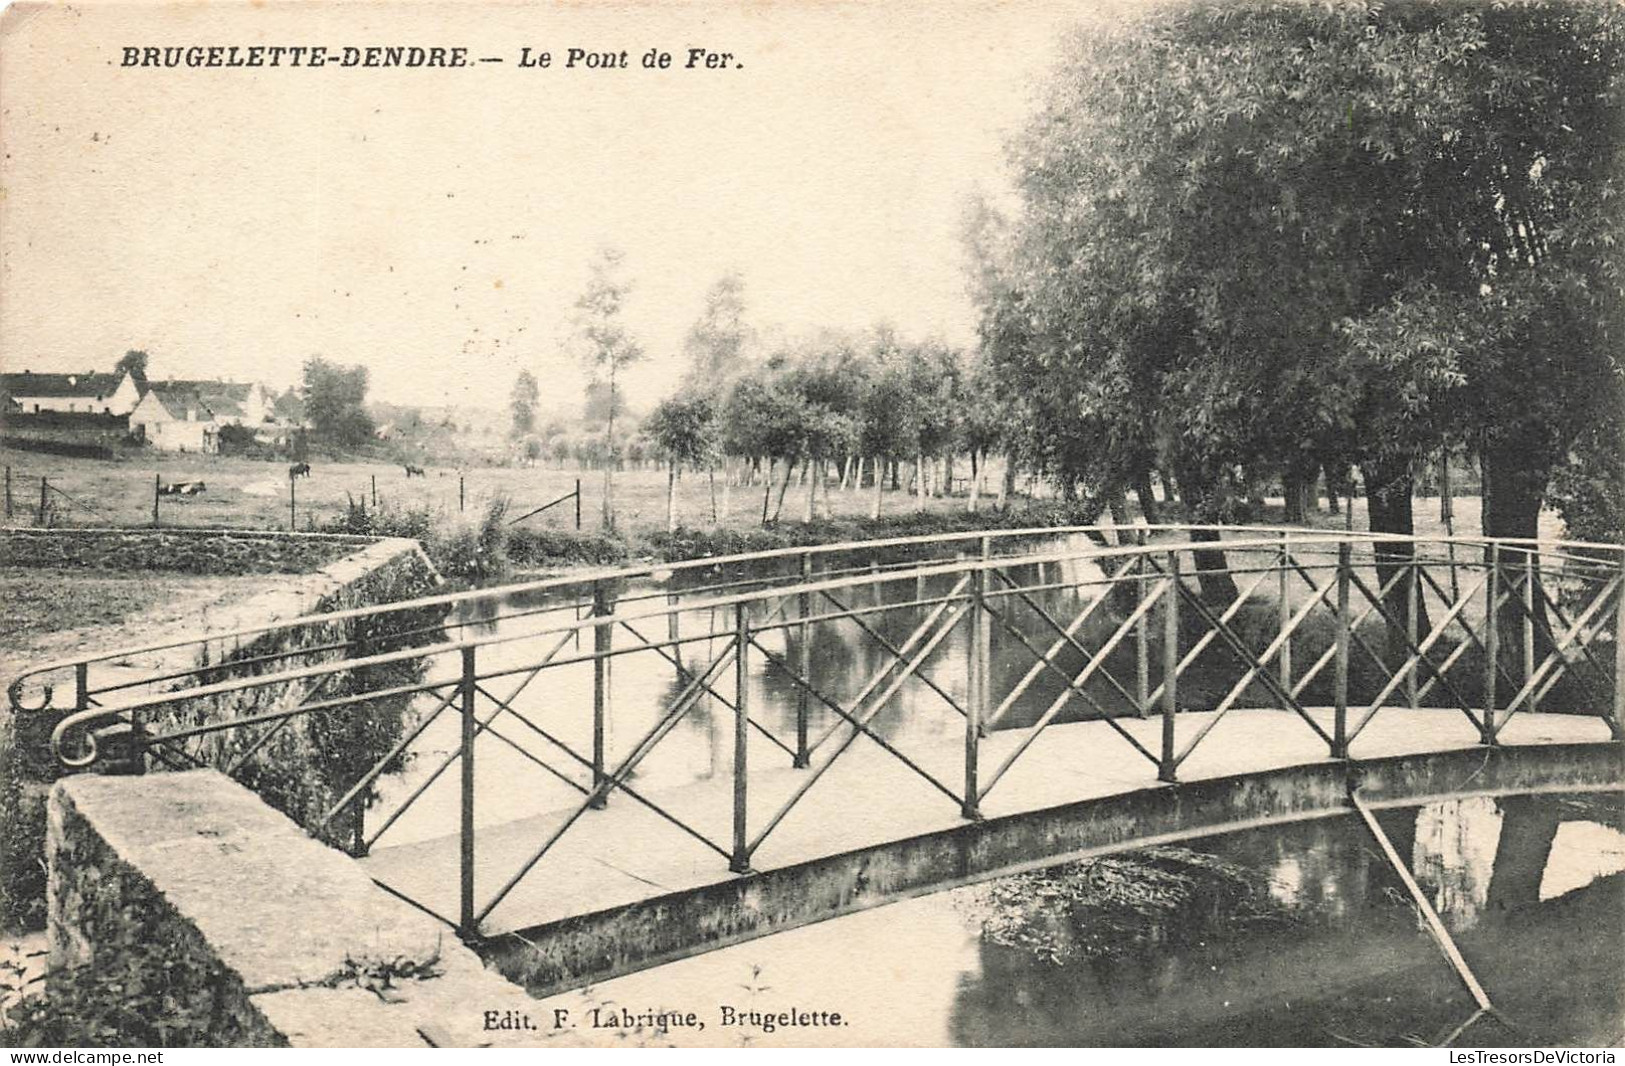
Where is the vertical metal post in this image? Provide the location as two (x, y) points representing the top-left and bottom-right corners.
(1159, 551), (1180, 782)
(1482, 543), (1501, 745)
(1406, 554), (1420, 710)
(731, 602), (751, 873)
(1522, 548), (1537, 715)
(459, 644), (477, 938)
(37, 477), (47, 527)
(152, 473), (161, 527)
(964, 540), (989, 818)
(1278, 530), (1293, 706)
(371, 473), (378, 509)
(289, 469), (296, 531)
(591, 579), (612, 809)
(1333, 542), (1351, 759)
(1135, 530), (1150, 718)
(4, 465), (10, 519)
(794, 551), (812, 768)
(575, 478), (582, 531)
(459, 475), (465, 513)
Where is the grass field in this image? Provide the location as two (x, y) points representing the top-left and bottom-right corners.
(1, 447), (1031, 536)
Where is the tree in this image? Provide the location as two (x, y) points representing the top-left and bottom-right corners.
(115, 350), (149, 387)
(989, 0), (1624, 610)
(858, 332), (922, 520)
(645, 395), (720, 531)
(302, 357), (374, 450)
(682, 271), (753, 387)
(572, 248), (645, 531)
(510, 370), (539, 439)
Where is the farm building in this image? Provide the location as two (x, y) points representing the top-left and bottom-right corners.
(129, 387), (220, 453)
(155, 379), (277, 427)
(0, 369), (143, 415)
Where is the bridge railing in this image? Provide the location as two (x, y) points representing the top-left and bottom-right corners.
(15, 526), (1625, 939)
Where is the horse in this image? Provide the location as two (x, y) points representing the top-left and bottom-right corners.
(403, 464), (425, 478)
(289, 462), (311, 478)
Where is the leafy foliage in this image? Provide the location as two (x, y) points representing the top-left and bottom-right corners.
(302, 357), (376, 449)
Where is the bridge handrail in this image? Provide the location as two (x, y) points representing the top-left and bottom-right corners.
(37, 528), (1625, 765)
(10, 522), (1622, 712)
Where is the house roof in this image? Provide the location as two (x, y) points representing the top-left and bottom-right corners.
(151, 380), (257, 418)
(0, 371), (128, 400)
(138, 386), (216, 423)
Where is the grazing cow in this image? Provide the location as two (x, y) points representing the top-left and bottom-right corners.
(404, 464), (426, 478)
(159, 481), (206, 496)
(289, 462), (312, 478)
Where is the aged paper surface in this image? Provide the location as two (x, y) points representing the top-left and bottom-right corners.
(2, 0), (1622, 1051)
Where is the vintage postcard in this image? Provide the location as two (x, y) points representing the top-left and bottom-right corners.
(1, 0), (1622, 1052)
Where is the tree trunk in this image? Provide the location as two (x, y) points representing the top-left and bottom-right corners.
(1001, 455), (1017, 511)
(803, 454), (816, 524)
(772, 458), (797, 523)
(761, 458), (774, 526)
(1134, 468), (1159, 524)
(1157, 470), (1177, 510)
(1362, 459), (1431, 669)
(666, 462), (678, 533)
(890, 459), (900, 491)
(914, 453), (926, 512)
(1283, 469), (1307, 524)
(708, 464), (718, 524)
(942, 453), (954, 497)
(968, 452), (981, 514)
(1480, 442), (1557, 705)
(1106, 489), (1129, 546)
(1172, 461), (1239, 605)
(872, 455), (884, 519)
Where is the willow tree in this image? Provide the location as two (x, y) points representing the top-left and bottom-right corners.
(990, 0), (1623, 611)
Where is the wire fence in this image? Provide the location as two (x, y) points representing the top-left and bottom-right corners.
(1, 462), (588, 534)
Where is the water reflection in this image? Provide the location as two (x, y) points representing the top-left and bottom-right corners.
(521, 791), (1624, 1047)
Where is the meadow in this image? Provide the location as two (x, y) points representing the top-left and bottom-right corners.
(0, 447), (1023, 537)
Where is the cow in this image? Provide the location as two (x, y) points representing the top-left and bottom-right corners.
(289, 462), (312, 478)
(159, 481), (206, 497)
(404, 464), (426, 478)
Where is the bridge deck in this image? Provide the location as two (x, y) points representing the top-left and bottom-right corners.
(359, 707), (1616, 938)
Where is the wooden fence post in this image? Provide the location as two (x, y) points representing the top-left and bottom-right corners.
(575, 478), (582, 531)
(37, 477), (48, 528)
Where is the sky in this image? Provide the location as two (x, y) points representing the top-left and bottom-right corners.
(1, 0), (1113, 416)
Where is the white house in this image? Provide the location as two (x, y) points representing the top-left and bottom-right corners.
(0, 369), (143, 415)
(129, 387), (220, 453)
(158, 379), (276, 427)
